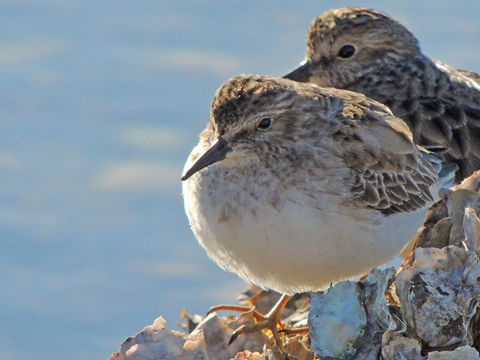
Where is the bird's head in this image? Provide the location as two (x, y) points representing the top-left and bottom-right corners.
(284, 7), (420, 88)
(182, 75), (342, 181)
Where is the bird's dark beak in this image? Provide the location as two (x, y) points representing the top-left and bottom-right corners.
(283, 61), (312, 82)
(181, 137), (231, 181)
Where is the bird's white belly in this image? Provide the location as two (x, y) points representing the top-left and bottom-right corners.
(184, 178), (426, 294)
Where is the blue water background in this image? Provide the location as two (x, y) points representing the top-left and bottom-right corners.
(1, 1), (479, 359)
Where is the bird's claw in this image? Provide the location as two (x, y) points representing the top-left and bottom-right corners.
(228, 325), (245, 345)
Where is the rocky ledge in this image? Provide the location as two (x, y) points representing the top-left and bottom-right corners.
(109, 171), (480, 360)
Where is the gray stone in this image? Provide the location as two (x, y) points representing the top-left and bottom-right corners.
(396, 246), (480, 347)
(309, 280), (367, 359)
(427, 345), (479, 360)
(382, 333), (423, 360)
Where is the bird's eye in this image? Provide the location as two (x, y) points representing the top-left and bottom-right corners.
(337, 45), (356, 59)
(257, 118), (272, 130)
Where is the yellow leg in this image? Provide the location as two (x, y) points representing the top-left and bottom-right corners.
(207, 304), (267, 322)
(279, 326), (309, 336)
(209, 294), (291, 348)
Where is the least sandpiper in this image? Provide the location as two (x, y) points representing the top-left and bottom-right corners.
(181, 75), (456, 344)
(285, 7), (480, 182)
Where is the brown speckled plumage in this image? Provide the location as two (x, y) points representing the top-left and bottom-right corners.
(286, 7), (480, 182)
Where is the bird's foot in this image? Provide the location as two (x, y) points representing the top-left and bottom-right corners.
(207, 304), (268, 322)
(278, 326), (309, 336)
(208, 294), (293, 355)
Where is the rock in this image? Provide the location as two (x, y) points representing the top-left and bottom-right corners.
(354, 268), (397, 359)
(108, 317), (201, 360)
(427, 345), (479, 360)
(447, 189), (479, 247)
(381, 333), (423, 360)
(396, 246), (480, 348)
(109, 313), (267, 360)
(408, 170), (480, 251)
(308, 268), (396, 359)
(422, 217), (452, 248)
(464, 207), (480, 251)
(283, 336), (314, 360)
(309, 280), (367, 359)
(445, 170), (480, 248)
(232, 350), (263, 360)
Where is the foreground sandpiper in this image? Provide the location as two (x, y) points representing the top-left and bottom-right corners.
(182, 74), (456, 347)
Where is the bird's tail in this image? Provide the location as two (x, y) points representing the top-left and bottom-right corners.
(421, 151), (458, 191)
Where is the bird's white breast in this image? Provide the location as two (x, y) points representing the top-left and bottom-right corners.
(182, 155), (427, 294)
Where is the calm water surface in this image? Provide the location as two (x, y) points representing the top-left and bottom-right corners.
(1, 1), (479, 359)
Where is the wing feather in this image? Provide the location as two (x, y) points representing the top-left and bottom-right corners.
(337, 97), (440, 215)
